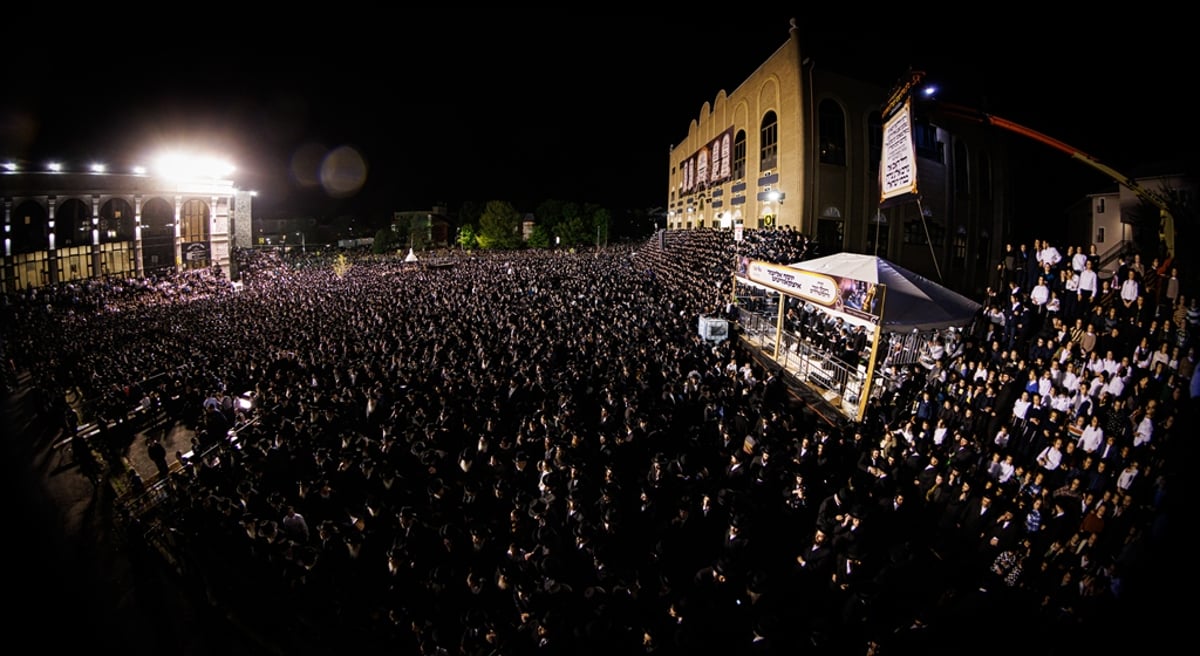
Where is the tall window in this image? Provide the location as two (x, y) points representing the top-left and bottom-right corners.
(913, 119), (942, 162)
(904, 220), (924, 245)
(760, 111), (778, 171)
(952, 225), (967, 270)
(733, 130), (747, 180)
(181, 199), (208, 243)
(818, 99), (846, 166)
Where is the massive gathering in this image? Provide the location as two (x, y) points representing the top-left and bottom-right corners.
(3, 228), (1190, 655)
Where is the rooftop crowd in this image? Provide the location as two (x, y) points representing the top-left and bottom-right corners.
(2, 228), (1190, 655)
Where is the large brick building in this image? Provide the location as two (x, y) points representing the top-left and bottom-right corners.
(667, 20), (1010, 295)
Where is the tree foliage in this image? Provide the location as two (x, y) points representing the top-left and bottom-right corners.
(372, 227), (399, 254)
(527, 224), (551, 249)
(1138, 185), (1198, 292)
(457, 224), (478, 250)
(476, 200), (523, 250)
(457, 201), (485, 230)
(332, 253), (351, 278)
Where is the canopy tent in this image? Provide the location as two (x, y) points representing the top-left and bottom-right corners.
(790, 252), (982, 333)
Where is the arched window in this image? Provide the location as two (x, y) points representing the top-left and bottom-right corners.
(819, 99), (846, 166)
(760, 111), (778, 171)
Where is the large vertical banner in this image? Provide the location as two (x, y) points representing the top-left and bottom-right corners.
(681, 127), (735, 194)
(880, 97), (918, 205)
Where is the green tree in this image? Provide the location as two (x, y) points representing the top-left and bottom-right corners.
(411, 222), (429, 252)
(557, 214), (589, 247)
(477, 200), (523, 250)
(535, 199), (567, 237)
(332, 253), (351, 278)
(527, 224), (551, 249)
(372, 226), (399, 254)
(1134, 185), (1197, 292)
(591, 207), (611, 247)
(457, 224), (478, 250)
(457, 201), (485, 230)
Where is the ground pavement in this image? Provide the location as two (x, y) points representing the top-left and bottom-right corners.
(5, 373), (266, 656)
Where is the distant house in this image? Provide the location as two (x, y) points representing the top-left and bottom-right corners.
(392, 206), (452, 250)
(522, 213), (536, 242)
(1065, 172), (1194, 277)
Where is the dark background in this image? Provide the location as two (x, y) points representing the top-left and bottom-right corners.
(1, 12), (1194, 236)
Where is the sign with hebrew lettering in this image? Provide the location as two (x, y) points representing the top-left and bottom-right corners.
(740, 259), (881, 323)
(880, 97), (918, 203)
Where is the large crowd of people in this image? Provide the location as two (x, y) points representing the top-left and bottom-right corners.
(2, 227), (1189, 655)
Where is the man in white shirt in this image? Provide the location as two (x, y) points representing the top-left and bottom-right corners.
(993, 425), (1011, 451)
(1077, 415), (1104, 453)
(1036, 437), (1064, 473)
(997, 454), (1016, 484)
(1116, 461), (1139, 493)
(1050, 389), (1072, 414)
(1104, 368), (1127, 399)
(1062, 270), (1080, 317)
(1039, 242), (1063, 271)
(1071, 246), (1089, 274)
(1077, 260), (1099, 304)
(1133, 411), (1154, 448)
(1030, 277), (1051, 312)
(1120, 270), (1140, 308)
(1101, 351), (1121, 377)
(1060, 363), (1079, 394)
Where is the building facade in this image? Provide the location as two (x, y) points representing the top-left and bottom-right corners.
(391, 206), (453, 250)
(1065, 173), (1194, 277)
(1, 167), (251, 293)
(666, 21), (1010, 296)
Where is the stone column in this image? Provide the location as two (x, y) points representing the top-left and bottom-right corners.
(91, 194), (102, 278)
(134, 195), (144, 279)
(174, 194), (183, 273)
(47, 196), (58, 285)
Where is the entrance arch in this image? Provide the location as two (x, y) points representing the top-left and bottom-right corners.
(180, 198), (211, 270)
(141, 197), (176, 275)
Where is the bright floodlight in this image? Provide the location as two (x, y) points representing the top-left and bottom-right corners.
(2, 162), (15, 172)
(91, 163), (106, 173)
(48, 162), (63, 172)
(155, 152), (236, 180)
(132, 165), (147, 175)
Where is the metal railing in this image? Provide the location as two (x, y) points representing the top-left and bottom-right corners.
(736, 308), (868, 418)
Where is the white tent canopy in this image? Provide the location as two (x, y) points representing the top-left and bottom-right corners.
(791, 253), (982, 333)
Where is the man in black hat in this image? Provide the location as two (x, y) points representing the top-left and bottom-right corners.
(791, 527), (835, 596)
(815, 486), (853, 535)
(831, 503), (868, 559)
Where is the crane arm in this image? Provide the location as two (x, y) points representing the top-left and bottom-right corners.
(932, 102), (1175, 253)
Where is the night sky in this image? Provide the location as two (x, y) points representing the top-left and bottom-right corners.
(1, 12), (1193, 230)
